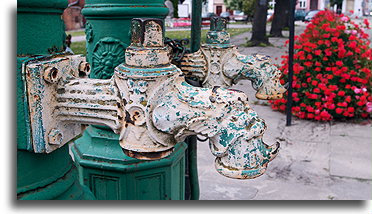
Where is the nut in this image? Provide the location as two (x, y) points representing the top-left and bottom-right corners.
(78, 61), (91, 77)
(48, 129), (63, 145)
(43, 66), (59, 83)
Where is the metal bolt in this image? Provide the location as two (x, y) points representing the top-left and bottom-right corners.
(130, 18), (164, 48)
(78, 61), (91, 77)
(48, 129), (63, 145)
(43, 66), (59, 83)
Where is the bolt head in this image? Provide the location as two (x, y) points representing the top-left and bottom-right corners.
(43, 66), (59, 83)
(78, 61), (91, 77)
(48, 129), (63, 145)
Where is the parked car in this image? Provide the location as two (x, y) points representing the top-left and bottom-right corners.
(202, 12), (217, 20)
(233, 11), (248, 21)
(304, 10), (320, 22)
(219, 11), (231, 21)
(267, 9), (274, 21)
(294, 10), (307, 21)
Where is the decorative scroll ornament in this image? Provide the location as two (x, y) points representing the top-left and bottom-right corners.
(91, 37), (126, 79)
(85, 22), (93, 43)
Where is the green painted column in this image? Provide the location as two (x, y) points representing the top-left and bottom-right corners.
(72, 126), (186, 200)
(82, 0), (169, 79)
(72, 0), (187, 200)
(17, 0), (94, 200)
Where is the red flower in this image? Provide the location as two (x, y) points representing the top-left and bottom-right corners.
(304, 61), (313, 67)
(335, 108), (343, 114)
(335, 61), (343, 67)
(347, 107), (355, 113)
(320, 110), (331, 119)
(307, 113), (315, 119)
(270, 9), (372, 121)
(345, 96), (351, 102)
(327, 103), (335, 110)
(337, 91), (345, 96)
(348, 41), (357, 49)
(324, 49), (332, 56)
(363, 19), (370, 29)
(306, 106), (315, 112)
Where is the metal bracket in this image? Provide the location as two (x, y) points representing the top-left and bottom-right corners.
(23, 54), (121, 153)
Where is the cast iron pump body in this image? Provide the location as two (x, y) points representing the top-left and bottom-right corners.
(178, 17), (287, 100)
(22, 18), (284, 179)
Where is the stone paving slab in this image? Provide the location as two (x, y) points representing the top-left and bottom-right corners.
(328, 177), (372, 200)
(330, 122), (372, 138)
(330, 136), (372, 180)
(281, 120), (332, 143)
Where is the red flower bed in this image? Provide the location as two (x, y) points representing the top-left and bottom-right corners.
(270, 10), (372, 121)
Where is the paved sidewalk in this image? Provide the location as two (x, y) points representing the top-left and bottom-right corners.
(197, 24), (372, 200)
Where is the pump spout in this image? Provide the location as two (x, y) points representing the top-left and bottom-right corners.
(113, 18), (280, 178)
(150, 78), (280, 179)
(177, 17), (287, 99)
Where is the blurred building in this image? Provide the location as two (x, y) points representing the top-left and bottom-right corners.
(208, 0), (227, 16)
(295, 0), (370, 15)
(63, 0), (85, 31)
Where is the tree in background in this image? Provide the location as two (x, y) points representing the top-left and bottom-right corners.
(242, 0), (256, 19)
(330, 0), (343, 14)
(269, 0), (289, 37)
(172, 0), (179, 18)
(224, 0), (268, 46)
(224, 0), (243, 10)
(224, 0), (255, 19)
(248, 0), (269, 46)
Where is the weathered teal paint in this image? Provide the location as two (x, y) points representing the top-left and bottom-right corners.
(72, 1), (188, 200)
(176, 17), (286, 179)
(17, 0), (94, 200)
(17, 0), (67, 55)
(206, 17), (231, 47)
(17, 146), (94, 200)
(179, 17), (287, 100)
(72, 126), (186, 200)
(83, 0), (169, 79)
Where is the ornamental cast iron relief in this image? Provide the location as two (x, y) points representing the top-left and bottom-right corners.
(85, 21), (93, 43)
(91, 37), (126, 79)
